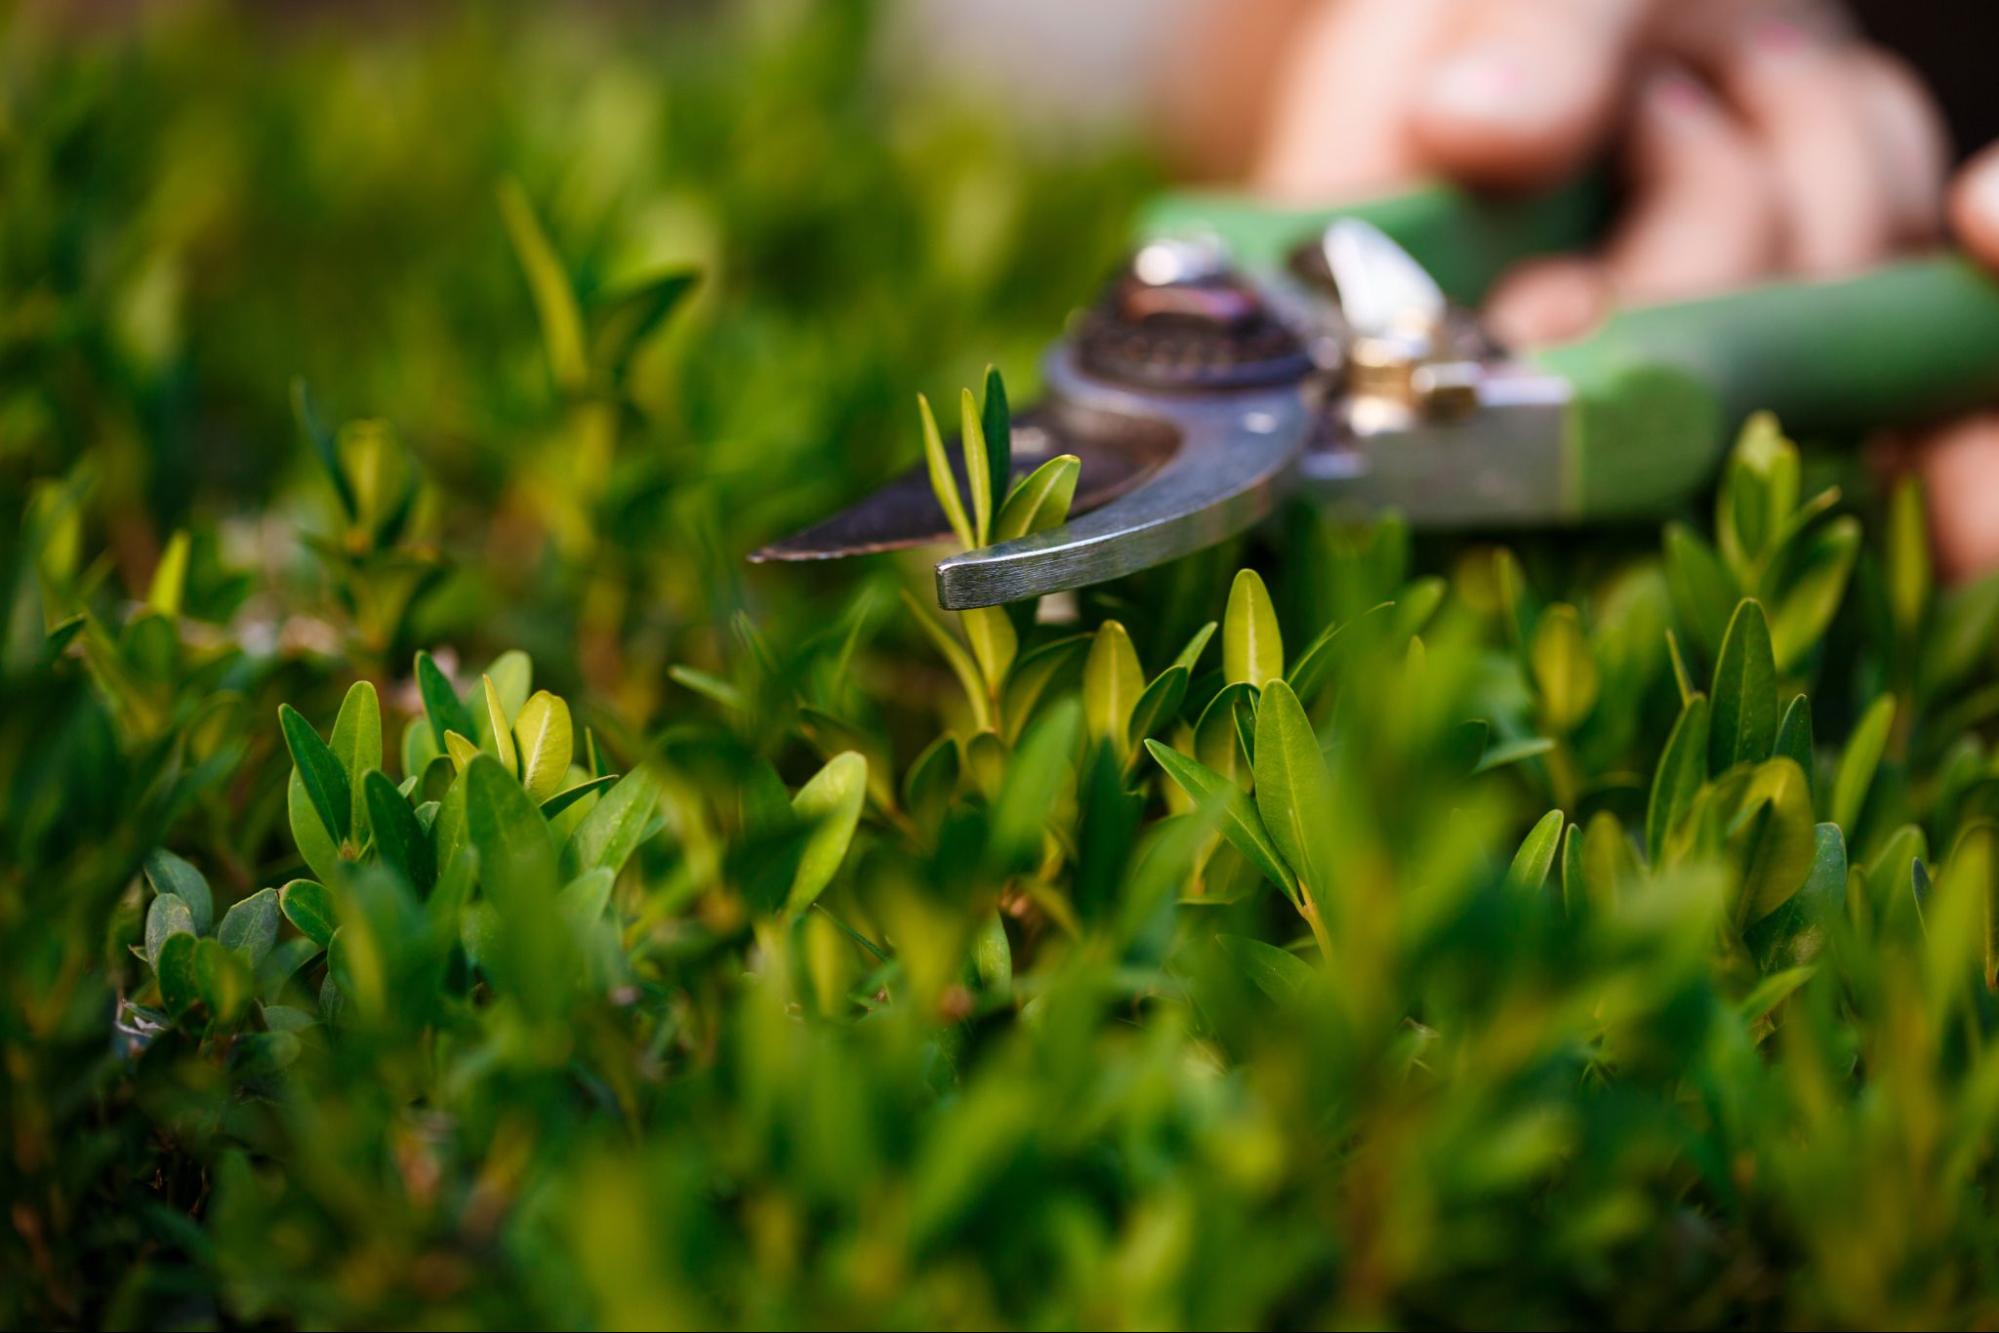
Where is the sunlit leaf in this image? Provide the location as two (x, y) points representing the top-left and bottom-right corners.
(481, 675), (519, 775)
(556, 763), (663, 882)
(1531, 604), (1598, 733)
(513, 690), (574, 803)
(1252, 680), (1331, 909)
(788, 752), (868, 915)
(1224, 568), (1283, 686)
(959, 387), (992, 547)
(918, 392), (974, 552)
(1083, 620), (1144, 755)
(993, 454), (1079, 543)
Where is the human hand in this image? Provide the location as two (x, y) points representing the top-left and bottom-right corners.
(1236, 0), (1999, 577)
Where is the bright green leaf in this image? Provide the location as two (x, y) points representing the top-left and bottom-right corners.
(513, 690), (574, 803)
(993, 454), (1079, 542)
(788, 751), (868, 916)
(918, 392), (974, 552)
(1253, 679), (1332, 909)
(1224, 568), (1283, 686)
(1083, 620), (1144, 755)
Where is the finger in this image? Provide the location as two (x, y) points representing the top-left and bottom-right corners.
(1601, 67), (1781, 303)
(1848, 49), (1951, 245)
(1250, 0), (1459, 200)
(1948, 143), (1999, 272)
(1153, 0), (1314, 180)
(1408, 0), (1656, 188)
(1484, 256), (1610, 347)
(1719, 18), (1897, 275)
(1909, 413), (1999, 581)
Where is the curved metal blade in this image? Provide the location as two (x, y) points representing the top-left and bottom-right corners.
(934, 385), (1310, 609)
(747, 407), (1165, 563)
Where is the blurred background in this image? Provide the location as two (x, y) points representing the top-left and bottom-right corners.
(19, 7), (1999, 1329)
(1, 0), (1168, 727)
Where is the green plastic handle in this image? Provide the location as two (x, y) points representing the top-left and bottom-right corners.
(1137, 176), (1608, 305)
(1533, 256), (1999, 517)
(1145, 181), (1999, 522)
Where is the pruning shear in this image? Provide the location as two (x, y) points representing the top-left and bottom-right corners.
(752, 179), (1999, 609)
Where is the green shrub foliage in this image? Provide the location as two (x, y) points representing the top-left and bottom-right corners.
(8, 5), (1999, 1329)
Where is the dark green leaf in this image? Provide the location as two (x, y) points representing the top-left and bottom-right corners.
(279, 879), (335, 949)
(194, 937), (252, 1025)
(281, 703), (353, 847)
(216, 887), (280, 968)
(145, 893), (195, 966)
(155, 932), (200, 1016)
(1773, 695), (1814, 797)
(144, 848), (213, 935)
(1745, 823), (1846, 971)
(1729, 758), (1817, 928)
(364, 769), (436, 893)
(330, 681), (381, 846)
(415, 651), (477, 751)
(1709, 599), (1777, 773)
(1664, 523), (1735, 660)
(980, 365), (1011, 518)
(1647, 694), (1709, 864)
(540, 774), (616, 818)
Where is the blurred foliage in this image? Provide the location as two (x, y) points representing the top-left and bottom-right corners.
(10, 2), (1999, 1329)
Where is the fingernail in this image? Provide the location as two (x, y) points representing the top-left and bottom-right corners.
(1424, 49), (1529, 122)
